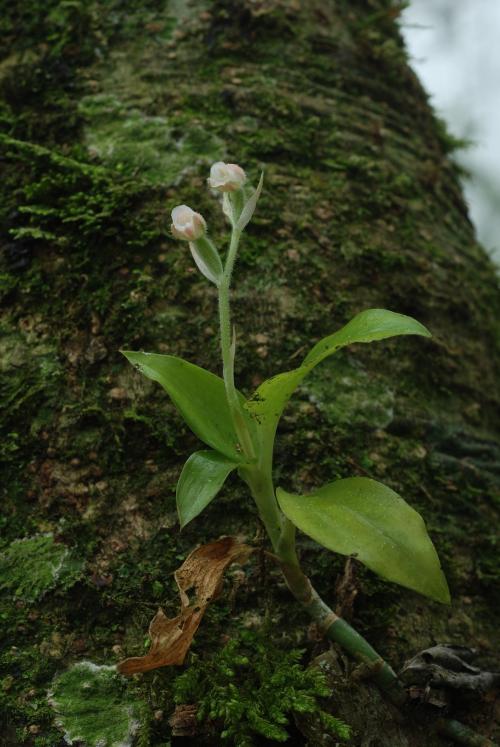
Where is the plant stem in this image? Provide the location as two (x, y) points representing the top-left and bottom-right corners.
(241, 459), (404, 702)
(436, 719), (498, 747)
(218, 226), (254, 460)
(277, 555), (407, 706)
(255, 480), (495, 744)
(240, 465), (284, 551)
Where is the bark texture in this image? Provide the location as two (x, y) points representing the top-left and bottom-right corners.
(1, 1), (499, 744)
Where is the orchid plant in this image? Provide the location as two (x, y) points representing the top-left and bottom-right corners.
(122, 162), (449, 699)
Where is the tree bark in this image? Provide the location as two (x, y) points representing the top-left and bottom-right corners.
(1, 1), (499, 744)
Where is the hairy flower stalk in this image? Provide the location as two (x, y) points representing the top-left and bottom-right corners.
(218, 225), (255, 461)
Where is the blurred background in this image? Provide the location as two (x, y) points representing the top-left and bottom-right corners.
(401, 0), (500, 264)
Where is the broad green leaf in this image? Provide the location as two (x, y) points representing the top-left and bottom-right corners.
(303, 308), (430, 366)
(177, 450), (239, 528)
(122, 351), (249, 460)
(277, 477), (450, 603)
(246, 309), (430, 450)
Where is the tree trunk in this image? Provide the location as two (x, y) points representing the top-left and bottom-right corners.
(1, 1), (498, 745)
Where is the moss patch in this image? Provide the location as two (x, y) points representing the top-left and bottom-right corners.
(79, 93), (225, 184)
(0, 534), (83, 603)
(173, 629), (351, 745)
(49, 662), (140, 746)
(303, 354), (395, 430)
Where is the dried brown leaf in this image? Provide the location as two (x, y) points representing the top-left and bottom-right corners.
(117, 537), (251, 675)
(175, 536), (252, 609)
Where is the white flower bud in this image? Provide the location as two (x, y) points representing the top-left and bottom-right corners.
(171, 205), (207, 241)
(207, 162), (247, 192)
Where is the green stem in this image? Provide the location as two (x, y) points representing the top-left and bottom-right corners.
(240, 465), (284, 551)
(436, 719), (498, 747)
(241, 452), (491, 742)
(241, 457), (404, 702)
(218, 226), (254, 460)
(236, 408), (404, 702)
(326, 618), (406, 704)
(278, 556), (406, 706)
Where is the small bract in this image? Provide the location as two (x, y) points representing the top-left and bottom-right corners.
(208, 162), (246, 192)
(171, 205), (207, 241)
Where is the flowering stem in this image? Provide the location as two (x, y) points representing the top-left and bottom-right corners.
(218, 226), (255, 460)
(214, 184), (405, 715)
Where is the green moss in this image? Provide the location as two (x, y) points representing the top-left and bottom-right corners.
(49, 662), (140, 746)
(0, 534), (83, 602)
(303, 354), (395, 430)
(78, 94), (225, 184)
(173, 629), (351, 745)
(0, 638), (64, 746)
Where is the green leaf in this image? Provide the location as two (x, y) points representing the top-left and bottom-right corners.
(122, 351), (248, 460)
(246, 309), (430, 450)
(276, 477), (450, 603)
(236, 172), (264, 232)
(189, 236), (223, 286)
(302, 308), (430, 366)
(177, 450), (239, 528)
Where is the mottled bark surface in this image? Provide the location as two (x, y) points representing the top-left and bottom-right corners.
(1, 1), (499, 744)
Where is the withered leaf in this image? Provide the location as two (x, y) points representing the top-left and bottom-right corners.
(175, 535), (252, 608)
(118, 537), (252, 675)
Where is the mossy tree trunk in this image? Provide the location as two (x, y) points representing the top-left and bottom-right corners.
(1, 1), (499, 745)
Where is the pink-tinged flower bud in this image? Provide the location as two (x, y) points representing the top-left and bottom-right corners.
(171, 205), (207, 241)
(207, 162), (247, 192)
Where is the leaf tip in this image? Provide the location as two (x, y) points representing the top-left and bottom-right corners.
(422, 565), (450, 604)
(120, 349), (136, 362)
(434, 578), (451, 605)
